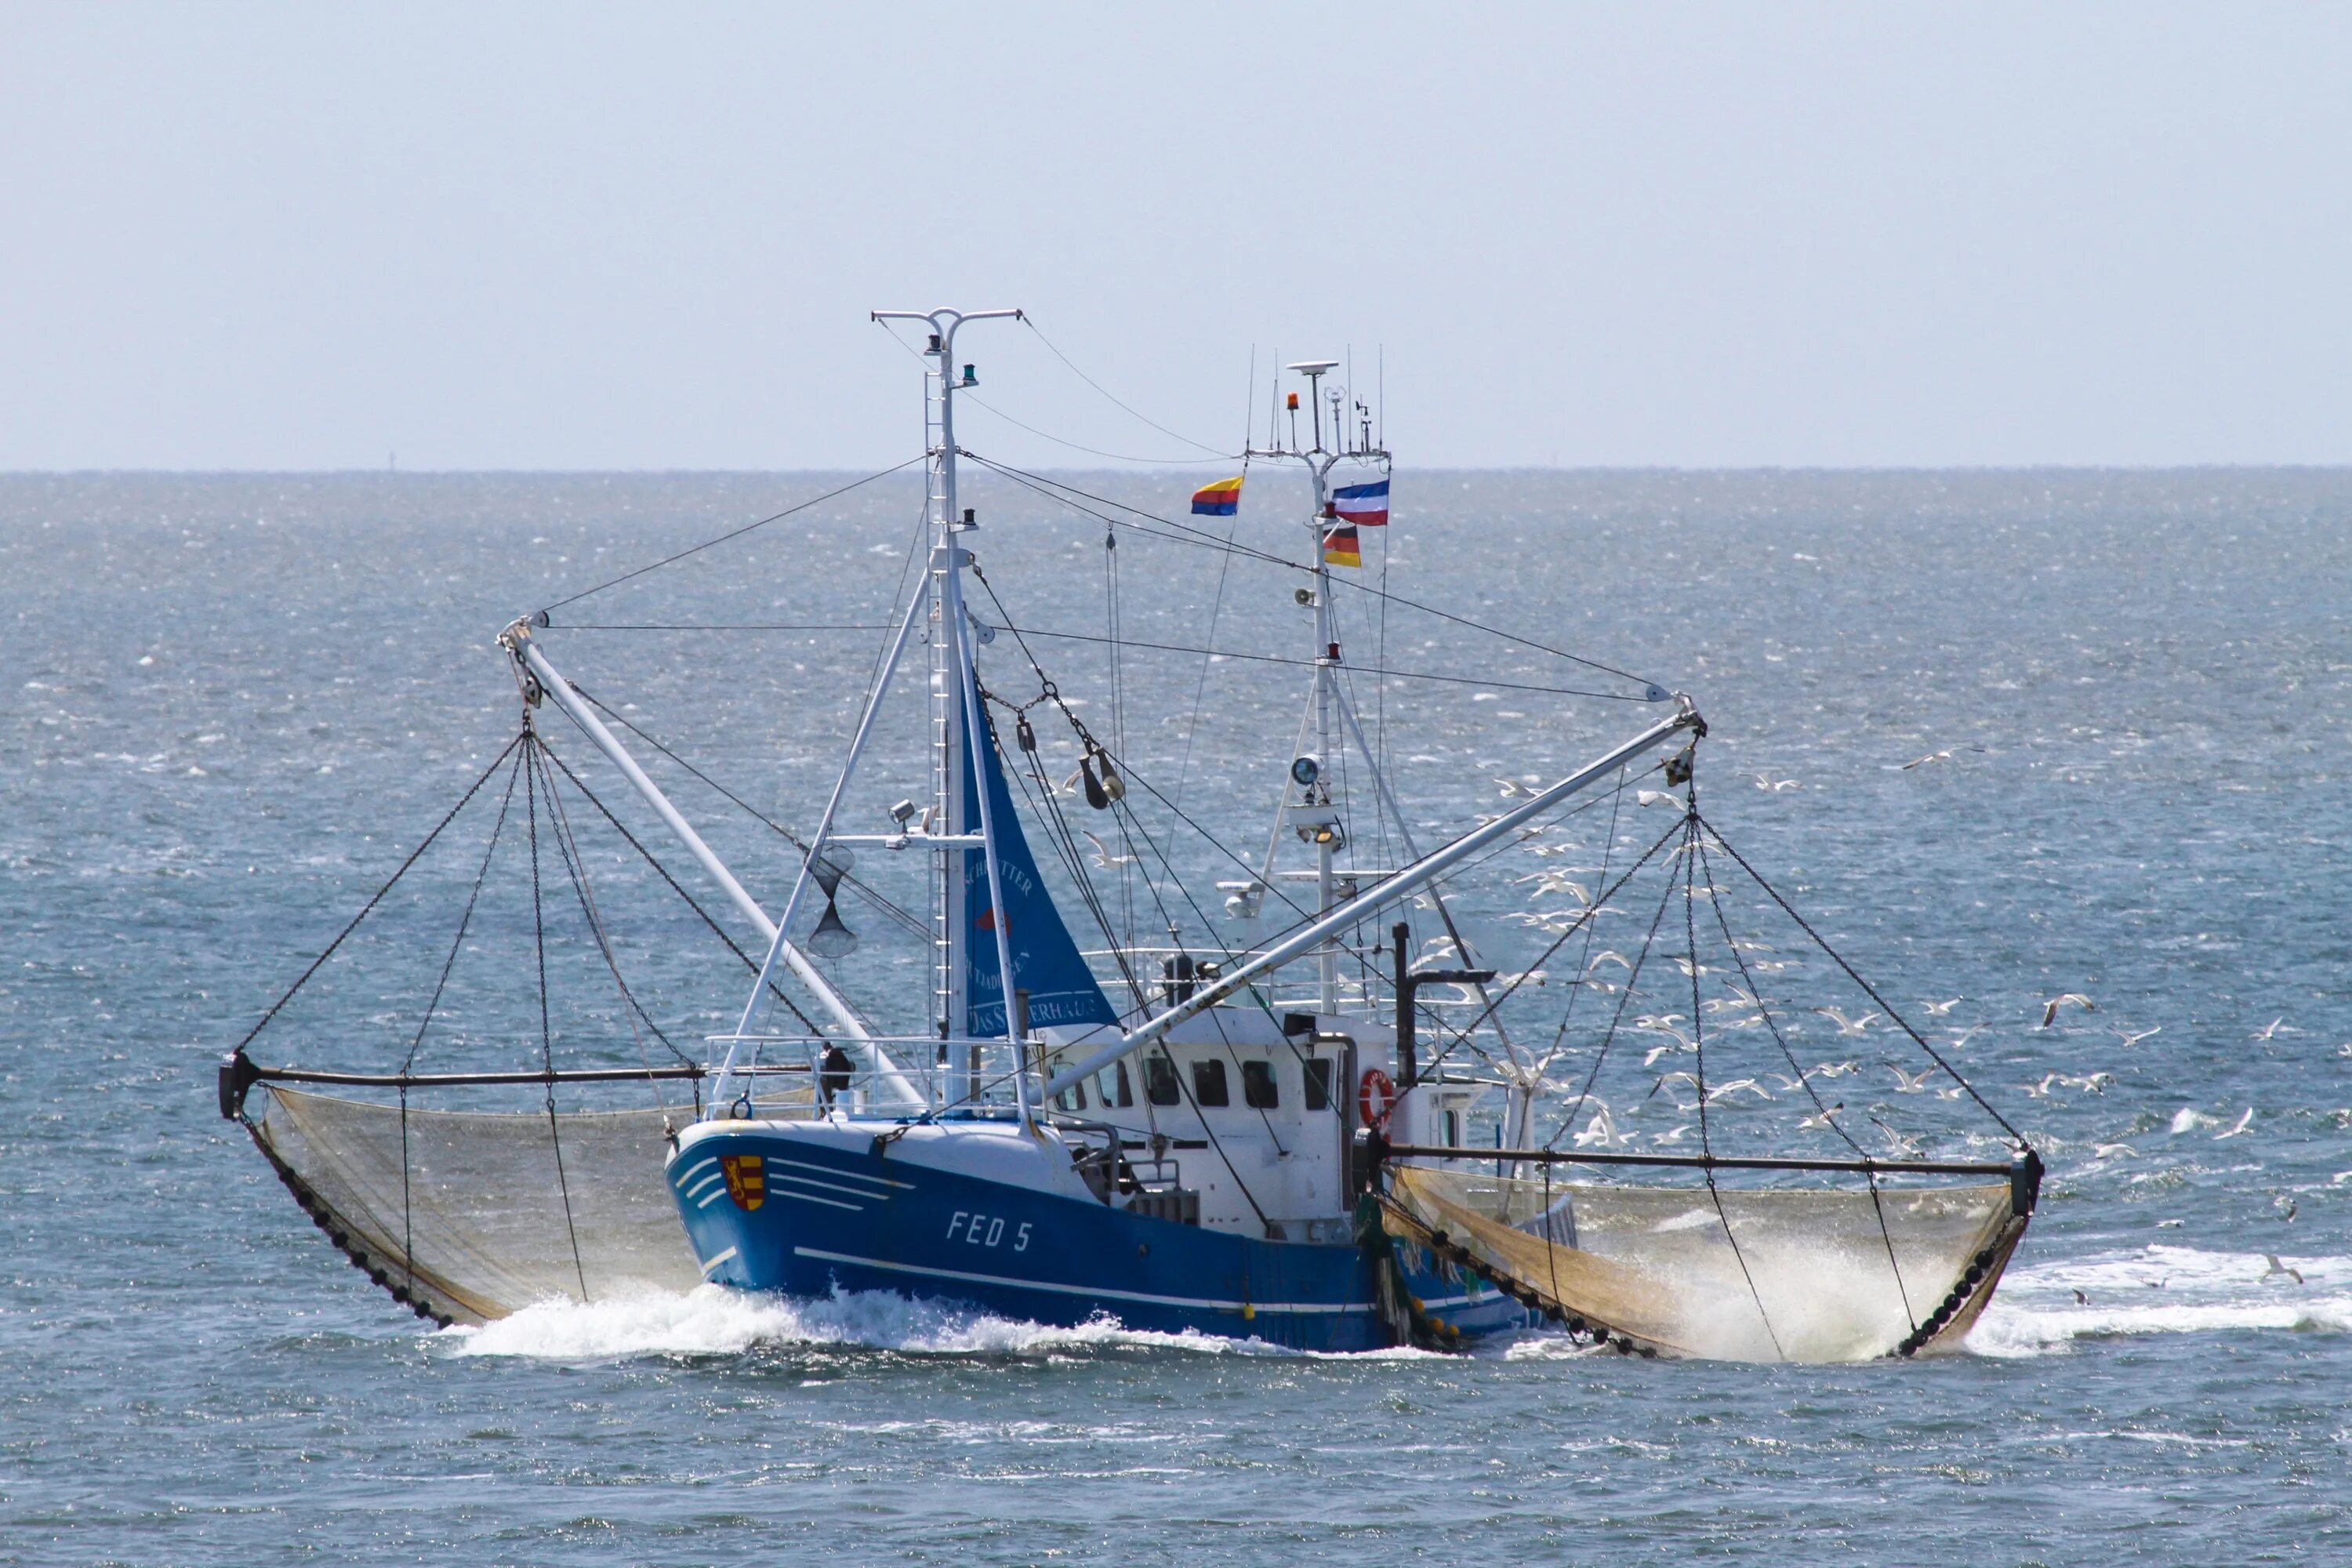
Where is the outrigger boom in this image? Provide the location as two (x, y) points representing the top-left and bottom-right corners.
(1040, 698), (1706, 1101)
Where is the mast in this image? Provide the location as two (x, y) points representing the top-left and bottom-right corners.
(872, 307), (1025, 1111)
(1249, 358), (1376, 1015)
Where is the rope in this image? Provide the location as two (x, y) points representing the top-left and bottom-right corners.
(1022, 315), (1236, 458)
(985, 620), (1649, 703)
(1693, 808), (2027, 1146)
(1691, 831), (1918, 1330)
(539, 745), (822, 1040)
(537, 458), (927, 615)
(532, 743), (691, 1104)
(1682, 804), (1787, 1362)
(564, 686), (926, 940)
(396, 746), (525, 1296)
(522, 734), (592, 1303)
(234, 735), (524, 1052)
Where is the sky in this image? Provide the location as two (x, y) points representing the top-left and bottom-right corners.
(2, 3), (2347, 471)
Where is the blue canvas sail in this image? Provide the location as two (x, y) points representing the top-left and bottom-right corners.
(960, 700), (1120, 1037)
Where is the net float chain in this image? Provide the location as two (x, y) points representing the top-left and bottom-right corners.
(1422, 1227), (1659, 1359)
(278, 1148), (454, 1327)
(1883, 1247), (1999, 1359)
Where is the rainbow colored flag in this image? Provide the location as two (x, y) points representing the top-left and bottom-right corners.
(1190, 476), (1244, 516)
(1333, 479), (1390, 527)
(1321, 524), (1362, 568)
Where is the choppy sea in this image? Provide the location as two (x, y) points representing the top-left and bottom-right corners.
(4, 468), (2348, 1564)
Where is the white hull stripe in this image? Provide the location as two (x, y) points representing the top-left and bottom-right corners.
(793, 1247), (1377, 1316)
(698, 1246), (739, 1276)
(672, 1156), (717, 1189)
(768, 1155), (914, 1192)
(768, 1184), (864, 1212)
(764, 1169), (893, 1203)
(684, 1172), (726, 1200)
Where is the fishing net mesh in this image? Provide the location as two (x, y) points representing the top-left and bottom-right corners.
(1383, 1164), (2024, 1363)
(249, 1085), (735, 1323)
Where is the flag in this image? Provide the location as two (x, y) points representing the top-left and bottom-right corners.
(1322, 524), (1362, 568)
(1191, 476), (1244, 516)
(1332, 479), (1389, 527)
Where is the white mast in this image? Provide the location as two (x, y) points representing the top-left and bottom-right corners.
(1249, 359), (1369, 1014)
(872, 307), (1027, 1113)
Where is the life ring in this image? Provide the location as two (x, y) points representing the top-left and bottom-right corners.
(1359, 1067), (1398, 1130)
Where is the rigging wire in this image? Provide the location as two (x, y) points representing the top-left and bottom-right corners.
(234, 734), (526, 1054)
(561, 685), (926, 941)
(1022, 314), (1237, 459)
(1692, 830), (1918, 1332)
(962, 448), (1664, 695)
(982, 620), (1652, 702)
(396, 744), (525, 1299)
(533, 741), (697, 1078)
(538, 743), (824, 1039)
(1693, 809), (2027, 1146)
(537, 458), (927, 616)
(1682, 803), (1788, 1361)
(521, 730), (592, 1302)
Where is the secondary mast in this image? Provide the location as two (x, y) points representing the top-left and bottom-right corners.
(1247, 359), (1384, 1014)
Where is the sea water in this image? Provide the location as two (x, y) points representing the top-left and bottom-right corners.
(3, 469), (2348, 1563)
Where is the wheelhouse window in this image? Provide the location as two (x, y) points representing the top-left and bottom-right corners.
(1241, 1059), (1279, 1109)
(1145, 1054), (1181, 1106)
(1191, 1058), (1230, 1107)
(1301, 1057), (1332, 1112)
(1054, 1079), (1087, 1112)
(1098, 1060), (1134, 1109)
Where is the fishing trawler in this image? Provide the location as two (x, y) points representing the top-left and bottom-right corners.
(223, 304), (2041, 1360)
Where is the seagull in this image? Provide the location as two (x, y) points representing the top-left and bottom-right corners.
(1797, 1102), (1843, 1131)
(2057, 1073), (2113, 1094)
(1870, 1116), (1923, 1158)
(1900, 750), (1954, 770)
(1650, 1070), (1702, 1099)
(1573, 1106), (1626, 1149)
(1642, 1044), (1680, 1067)
(1816, 1007), (1879, 1036)
(1920, 998), (1962, 1018)
(2022, 1073), (2059, 1098)
(2263, 1254), (2304, 1286)
(2214, 1108), (2255, 1140)
(1080, 830), (1132, 869)
(1586, 950), (1633, 972)
(1887, 1064), (1940, 1093)
(2157, 1218), (2184, 1228)
(2252, 1017), (2296, 1041)
(1515, 872), (1593, 904)
(2112, 1025), (2162, 1048)
(1770, 1073), (1807, 1092)
(2278, 1197), (2299, 1223)
(1635, 789), (1683, 810)
(1752, 772), (1799, 792)
(1494, 777), (1534, 798)
(2072, 1289), (2091, 1305)
(1704, 1077), (1773, 1104)
(2038, 993), (2096, 1029)
(2091, 1143), (2137, 1160)
(1808, 1059), (1860, 1080)
(1652, 1124), (1693, 1146)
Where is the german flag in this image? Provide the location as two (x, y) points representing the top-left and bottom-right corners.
(1190, 476), (1244, 516)
(1321, 523), (1362, 568)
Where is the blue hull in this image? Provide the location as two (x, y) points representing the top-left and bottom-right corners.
(669, 1122), (1533, 1352)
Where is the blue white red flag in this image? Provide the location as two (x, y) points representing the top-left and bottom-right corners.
(1332, 479), (1389, 527)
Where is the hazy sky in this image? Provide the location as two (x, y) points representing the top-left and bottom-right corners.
(4, 4), (2347, 470)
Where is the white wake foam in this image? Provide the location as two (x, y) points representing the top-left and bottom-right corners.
(439, 1283), (1282, 1363)
(1965, 1243), (2352, 1358)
